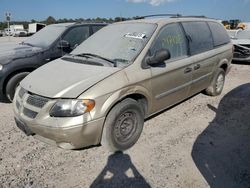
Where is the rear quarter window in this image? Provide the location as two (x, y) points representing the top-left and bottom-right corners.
(208, 22), (231, 47)
(182, 21), (213, 55)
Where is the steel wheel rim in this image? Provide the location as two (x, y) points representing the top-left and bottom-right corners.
(114, 111), (137, 144)
(216, 73), (224, 93)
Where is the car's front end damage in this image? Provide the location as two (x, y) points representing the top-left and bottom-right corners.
(231, 30), (250, 63)
(233, 44), (250, 62)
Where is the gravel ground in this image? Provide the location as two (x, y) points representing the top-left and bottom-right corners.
(0, 39), (250, 188)
(0, 36), (27, 44)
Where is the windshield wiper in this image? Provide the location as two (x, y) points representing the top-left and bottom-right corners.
(74, 53), (117, 67)
(112, 58), (130, 64)
(20, 42), (34, 47)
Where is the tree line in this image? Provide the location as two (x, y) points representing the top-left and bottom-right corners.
(0, 16), (137, 30)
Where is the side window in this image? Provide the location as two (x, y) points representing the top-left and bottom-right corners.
(208, 22), (230, 47)
(151, 23), (187, 60)
(182, 22), (213, 55)
(62, 26), (90, 49)
(92, 25), (104, 33)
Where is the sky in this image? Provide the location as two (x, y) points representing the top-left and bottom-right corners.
(0, 0), (250, 22)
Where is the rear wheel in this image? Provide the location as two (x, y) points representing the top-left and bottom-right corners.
(5, 72), (29, 102)
(204, 68), (225, 96)
(101, 98), (144, 152)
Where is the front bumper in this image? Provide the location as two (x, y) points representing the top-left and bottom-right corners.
(13, 87), (105, 149)
(14, 115), (105, 149)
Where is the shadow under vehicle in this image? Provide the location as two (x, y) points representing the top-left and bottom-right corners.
(90, 152), (151, 188)
(0, 22), (106, 102)
(192, 83), (250, 188)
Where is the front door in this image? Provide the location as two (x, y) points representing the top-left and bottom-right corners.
(150, 23), (193, 113)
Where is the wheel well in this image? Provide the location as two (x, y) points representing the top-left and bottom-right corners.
(107, 93), (148, 118)
(3, 68), (35, 95)
(220, 64), (228, 72)
(120, 94), (148, 116)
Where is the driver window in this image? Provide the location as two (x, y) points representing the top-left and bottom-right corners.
(151, 23), (187, 60)
(62, 26), (90, 49)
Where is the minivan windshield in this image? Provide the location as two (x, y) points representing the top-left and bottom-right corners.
(23, 24), (68, 48)
(71, 23), (157, 65)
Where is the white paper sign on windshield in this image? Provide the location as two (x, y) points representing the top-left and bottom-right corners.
(124, 33), (146, 39)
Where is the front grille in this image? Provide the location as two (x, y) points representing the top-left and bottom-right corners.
(16, 87), (50, 119)
(27, 95), (49, 108)
(23, 107), (38, 119)
(19, 87), (26, 99)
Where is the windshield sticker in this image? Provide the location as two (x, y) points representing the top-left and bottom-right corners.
(124, 33), (146, 40)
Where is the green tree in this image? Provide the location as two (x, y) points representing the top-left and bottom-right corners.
(45, 16), (56, 25)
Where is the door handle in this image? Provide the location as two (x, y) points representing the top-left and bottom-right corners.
(194, 64), (201, 70)
(184, 67), (192, 74)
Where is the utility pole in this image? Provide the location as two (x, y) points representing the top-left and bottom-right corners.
(5, 12), (11, 41)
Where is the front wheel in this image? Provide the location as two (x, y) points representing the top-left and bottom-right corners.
(5, 72), (30, 102)
(101, 98), (144, 152)
(204, 68), (225, 96)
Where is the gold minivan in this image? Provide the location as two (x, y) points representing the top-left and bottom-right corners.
(13, 16), (233, 151)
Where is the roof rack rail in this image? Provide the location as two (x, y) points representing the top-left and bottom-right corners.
(135, 14), (210, 20)
(180, 15), (207, 18)
(135, 14), (182, 20)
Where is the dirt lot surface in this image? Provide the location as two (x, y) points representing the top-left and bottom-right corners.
(0, 36), (27, 45)
(0, 37), (249, 188)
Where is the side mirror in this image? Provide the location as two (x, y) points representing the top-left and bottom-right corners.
(146, 49), (171, 66)
(58, 40), (70, 50)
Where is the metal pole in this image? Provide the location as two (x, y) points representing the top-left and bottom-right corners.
(6, 12), (11, 41)
(8, 19), (10, 42)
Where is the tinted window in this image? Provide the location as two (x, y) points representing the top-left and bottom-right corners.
(182, 22), (213, 55)
(63, 26), (90, 49)
(208, 22), (230, 46)
(151, 23), (187, 60)
(92, 25), (105, 33)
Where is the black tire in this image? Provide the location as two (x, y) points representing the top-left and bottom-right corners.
(5, 72), (30, 102)
(101, 98), (145, 152)
(204, 68), (225, 96)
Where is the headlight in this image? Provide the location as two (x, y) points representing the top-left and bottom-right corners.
(0, 64), (3, 71)
(50, 99), (95, 117)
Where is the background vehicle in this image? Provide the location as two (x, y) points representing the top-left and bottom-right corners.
(0, 22), (107, 102)
(13, 29), (28, 37)
(231, 30), (250, 63)
(28, 23), (46, 35)
(14, 16), (232, 152)
(0, 30), (3, 37)
(9, 25), (24, 36)
(3, 28), (12, 36)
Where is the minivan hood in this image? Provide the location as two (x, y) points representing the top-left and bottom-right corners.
(0, 43), (43, 64)
(20, 58), (120, 98)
